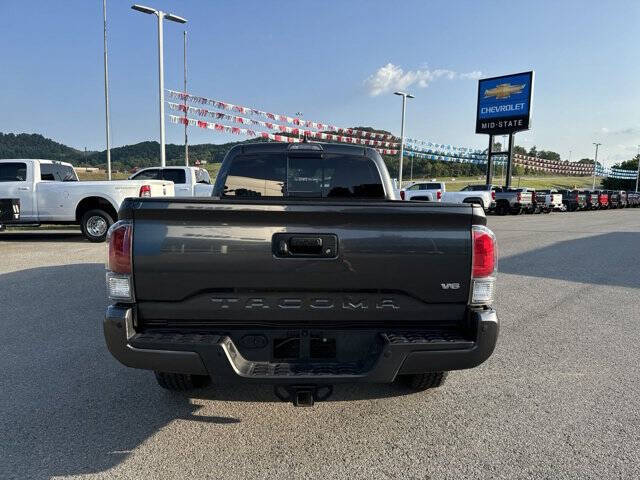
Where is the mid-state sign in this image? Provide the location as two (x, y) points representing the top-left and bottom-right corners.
(476, 71), (534, 135)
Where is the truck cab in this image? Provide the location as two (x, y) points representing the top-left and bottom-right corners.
(130, 166), (213, 197)
(0, 159), (174, 241)
(400, 181), (444, 201)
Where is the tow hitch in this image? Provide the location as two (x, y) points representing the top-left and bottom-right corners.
(274, 385), (333, 407)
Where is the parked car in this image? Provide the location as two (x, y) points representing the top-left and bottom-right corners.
(104, 142), (499, 405)
(129, 166), (214, 197)
(0, 159), (175, 241)
(580, 190), (599, 210)
(558, 189), (587, 212)
(513, 188), (545, 214)
(445, 184), (496, 211)
(493, 187), (533, 215)
(592, 190), (610, 209)
(399, 181), (442, 202)
(627, 191), (640, 207)
(618, 190), (628, 208)
(606, 190), (620, 209)
(534, 189), (565, 212)
(400, 182), (495, 211)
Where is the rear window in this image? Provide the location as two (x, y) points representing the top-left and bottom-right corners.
(132, 169), (160, 180)
(424, 183), (442, 189)
(40, 163), (77, 182)
(195, 168), (211, 184)
(162, 169), (186, 184)
(223, 154), (286, 197)
(0, 162), (27, 182)
(220, 153), (384, 199)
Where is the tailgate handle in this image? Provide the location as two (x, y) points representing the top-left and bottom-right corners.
(273, 234), (338, 258)
(289, 236), (323, 255)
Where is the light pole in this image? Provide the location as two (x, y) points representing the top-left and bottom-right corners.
(132, 4), (187, 167)
(592, 142), (601, 189)
(635, 145), (640, 192)
(183, 30), (188, 166)
(501, 135), (507, 186)
(394, 91), (414, 188)
(102, 0), (112, 180)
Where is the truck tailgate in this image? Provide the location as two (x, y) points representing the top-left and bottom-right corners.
(130, 199), (478, 325)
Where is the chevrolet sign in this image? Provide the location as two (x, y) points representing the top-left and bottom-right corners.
(476, 71), (534, 135)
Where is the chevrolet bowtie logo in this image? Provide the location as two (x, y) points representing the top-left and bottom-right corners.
(484, 83), (525, 99)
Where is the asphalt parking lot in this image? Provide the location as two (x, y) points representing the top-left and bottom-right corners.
(1, 210), (639, 479)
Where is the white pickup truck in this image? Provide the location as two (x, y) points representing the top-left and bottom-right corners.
(400, 182), (495, 211)
(129, 166), (214, 197)
(0, 159), (174, 242)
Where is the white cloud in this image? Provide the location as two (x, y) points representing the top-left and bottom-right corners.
(459, 71), (483, 80)
(601, 126), (640, 135)
(365, 63), (482, 96)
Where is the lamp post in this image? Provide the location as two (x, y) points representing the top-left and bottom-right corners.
(592, 142), (601, 189)
(394, 91), (414, 189)
(132, 4), (187, 167)
(183, 30), (188, 166)
(102, 0), (112, 180)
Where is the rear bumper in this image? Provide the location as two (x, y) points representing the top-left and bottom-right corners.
(104, 306), (499, 384)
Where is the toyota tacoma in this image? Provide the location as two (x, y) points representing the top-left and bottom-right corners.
(103, 142), (499, 405)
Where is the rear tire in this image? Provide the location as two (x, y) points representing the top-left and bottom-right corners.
(154, 371), (211, 391)
(397, 371), (448, 391)
(81, 209), (114, 243)
(496, 202), (509, 216)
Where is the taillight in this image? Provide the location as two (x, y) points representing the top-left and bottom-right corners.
(517, 192), (522, 202)
(471, 225), (497, 306)
(575, 193), (579, 201)
(106, 221), (134, 301)
(532, 192), (536, 202)
(400, 190), (405, 200)
(491, 191), (496, 201)
(108, 221), (132, 273)
(139, 185), (151, 197)
(472, 226), (497, 278)
(437, 190), (442, 200)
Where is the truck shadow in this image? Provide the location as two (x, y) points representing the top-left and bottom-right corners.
(0, 263), (240, 479)
(0, 263), (413, 479)
(0, 229), (85, 243)
(499, 232), (640, 289)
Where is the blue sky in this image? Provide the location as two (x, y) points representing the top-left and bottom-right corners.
(0, 0), (638, 165)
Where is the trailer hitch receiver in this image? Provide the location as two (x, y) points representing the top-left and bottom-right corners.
(274, 385), (333, 407)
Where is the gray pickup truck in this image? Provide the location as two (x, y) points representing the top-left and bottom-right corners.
(493, 187), (533, 215)
(103, 142), (499, 406)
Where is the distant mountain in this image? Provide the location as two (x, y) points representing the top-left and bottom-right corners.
(0, 128), (396, 172)
(0, 132), (86, 163)
(0, 132), (258, 171)
(82, 140), (247, 171)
